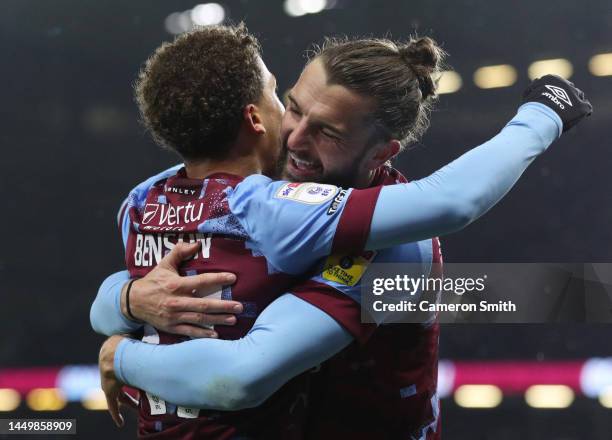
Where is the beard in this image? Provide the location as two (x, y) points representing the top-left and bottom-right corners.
(260, 138), (286, 180)
(278, 141), (364, 188)
(270, 145), (288, 180)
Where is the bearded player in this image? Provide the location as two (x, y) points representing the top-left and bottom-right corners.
(91, 24), (592, 439)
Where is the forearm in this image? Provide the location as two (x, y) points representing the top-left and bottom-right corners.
(367, 103), (562, 249)
(90, 271), (142, 335)
(114, 293), (352, 410)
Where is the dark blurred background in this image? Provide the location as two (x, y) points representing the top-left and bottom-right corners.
(0, 0), (611, 438)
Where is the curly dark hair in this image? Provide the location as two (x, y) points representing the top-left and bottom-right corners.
(313, 35), (446, 149)
(135, 23), (264, 161)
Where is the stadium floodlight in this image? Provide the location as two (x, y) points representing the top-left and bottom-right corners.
(165, 11), (194, 35)
(437, 71), (462, 94)
(589, 53), (612, 77)
(525, 385), (574, 409)
(81, 389), (108, 411)
(579, 357), (612, 398)
(528, 58), (573, 80)
(191, 3), (226, 26)
(26, 388), (66, 411)
(473, 64), (517, 89)
(0, 389), (20, 411)
(179, 11), (194, 31)
(454, 385), (503, 408)
(598, 386), (612, 408)
(300, 0), (327, 14)
(164, 12), (183, 35)
(284, 0), (327, 17)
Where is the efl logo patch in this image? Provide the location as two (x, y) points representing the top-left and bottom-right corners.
(275, 182), (338, 204)
(322, 251), (377, 286)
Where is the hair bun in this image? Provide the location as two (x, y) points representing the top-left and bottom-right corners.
(399, 37), (445, 100)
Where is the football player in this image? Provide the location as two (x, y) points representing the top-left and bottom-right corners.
(91, 24), (591, 439)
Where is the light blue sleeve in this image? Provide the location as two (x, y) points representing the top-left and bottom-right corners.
(120, 164), (183, 249)
(227, 177), (352, 274)
(90, 271), (141, 335)
(114, 293), (353, 410)
(228, 104), (561, 270)
(90, 164), (182, 336)
(107, 105), (559, 410)
(365, 102), (562, 249)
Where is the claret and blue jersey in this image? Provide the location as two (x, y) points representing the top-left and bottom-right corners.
(119, 162), (441, 439)
(121, 167), (382, 276)
(119, 165), (385, 437)
(93, 103), (564, 439)
(291, 166), (443, 440)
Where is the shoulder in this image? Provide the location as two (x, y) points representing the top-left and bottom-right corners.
(231, 176), (340, 204)
(227, 176), (345, 226)
(134, 164), (183, 191)
(127, 164), (183, 209)
(232, 174), (274, 192)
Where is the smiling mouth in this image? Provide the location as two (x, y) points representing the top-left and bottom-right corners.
(288, 152), (322, 173)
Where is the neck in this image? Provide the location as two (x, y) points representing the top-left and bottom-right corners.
(184, 154), (262, 180)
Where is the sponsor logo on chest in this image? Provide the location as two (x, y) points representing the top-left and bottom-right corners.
(142, 201), (204, 226)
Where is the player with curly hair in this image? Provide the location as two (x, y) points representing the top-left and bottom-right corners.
(92, 24), (591, 439)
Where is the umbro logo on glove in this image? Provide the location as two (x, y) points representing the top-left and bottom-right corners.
(521, 74), (593, 132)
(543, 84), (573, 109)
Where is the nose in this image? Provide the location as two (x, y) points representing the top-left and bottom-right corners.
(286, 118), (311, 152)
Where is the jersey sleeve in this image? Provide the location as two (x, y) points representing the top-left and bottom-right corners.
(95, 164), (183, 333)
(118, 197), (130, 250)
(292, 239), (435, 344)
(114, 293), (353, 410)
(227, 175), (382, 274)
(229, 103), (560, 274)
(117, 164), (183, 249)
(90, 270), (141, 335)
(291, 280), (377, 344)
(365, 103), (562, 250)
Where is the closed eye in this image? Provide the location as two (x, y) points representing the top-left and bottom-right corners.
(288, 104), (302, 116)
(321, 130), (340, 140)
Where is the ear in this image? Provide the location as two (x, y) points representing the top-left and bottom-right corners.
(364, 139), (401, 170)
(243, 104), (266, 135)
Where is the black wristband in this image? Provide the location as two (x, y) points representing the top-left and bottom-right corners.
(125, 279), (139, 322)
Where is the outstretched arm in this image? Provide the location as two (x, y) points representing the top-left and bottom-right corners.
(102, 293), (352, 410)
(91, 104), (562, 336)
(232, 103), (564, 274)
(366, 102), (561, 249)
